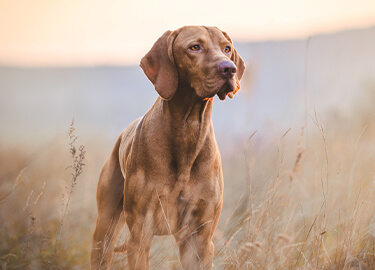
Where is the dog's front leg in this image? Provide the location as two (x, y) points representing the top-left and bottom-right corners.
(126, 213), (155, 270)
(175, 198), (222, 270)
(177, 231), (215, 270)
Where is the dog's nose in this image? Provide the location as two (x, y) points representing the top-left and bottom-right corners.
(218, 61), (237, 79)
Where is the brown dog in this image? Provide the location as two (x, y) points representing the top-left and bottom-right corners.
(91, 25), (245, 270)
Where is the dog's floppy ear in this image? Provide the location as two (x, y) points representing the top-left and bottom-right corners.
(140, 30), (178, 100)
(231, 48), (245, 81)
(221, 31), (245, 81)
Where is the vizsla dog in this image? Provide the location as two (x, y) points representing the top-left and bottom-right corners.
(91, 25), (245, 270)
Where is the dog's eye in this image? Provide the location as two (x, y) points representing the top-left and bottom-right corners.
(224, 46), (231, 53)
(189, 44), (201, 51)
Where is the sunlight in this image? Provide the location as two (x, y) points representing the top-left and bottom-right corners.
(0, 0), (374, 65)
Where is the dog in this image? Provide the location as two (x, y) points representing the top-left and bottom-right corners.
(91, 25), (245, 270)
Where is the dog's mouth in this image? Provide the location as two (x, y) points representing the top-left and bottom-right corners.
(216, 79), (239, 101)
(217, 90), (235, 100)
(198, 76), (240, 101)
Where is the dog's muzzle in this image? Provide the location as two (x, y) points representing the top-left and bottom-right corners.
(216, 60), (238, 100)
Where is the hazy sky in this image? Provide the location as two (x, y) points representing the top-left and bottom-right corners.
(1, 0), (375, 66)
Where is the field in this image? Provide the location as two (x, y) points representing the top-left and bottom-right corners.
(1, 95), (375, 269)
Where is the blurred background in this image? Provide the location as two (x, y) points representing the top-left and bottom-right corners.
(1, 0), (375, 269)
(1, 0), (375, 147)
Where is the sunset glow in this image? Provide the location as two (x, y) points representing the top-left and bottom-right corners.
(1, 0), (375, 66)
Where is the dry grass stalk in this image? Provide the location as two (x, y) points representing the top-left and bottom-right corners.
(22, 181), (45, 259)
(55, 118), (86, 254)
(0, 167), (27, 203)
(290, 126), (305, 181)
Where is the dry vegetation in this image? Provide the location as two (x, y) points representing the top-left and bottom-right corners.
(1, 94), (375, 269)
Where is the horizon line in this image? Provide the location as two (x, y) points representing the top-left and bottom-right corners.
(1, 24), (373, 68)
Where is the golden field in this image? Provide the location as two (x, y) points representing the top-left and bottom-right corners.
(1, 92), (375, 269)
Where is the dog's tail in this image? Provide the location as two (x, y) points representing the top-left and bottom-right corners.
(113, 241), (127, 253)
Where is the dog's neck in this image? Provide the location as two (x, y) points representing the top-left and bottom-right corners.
(159, 85), (214, 169)
(164, 85), (213, 124)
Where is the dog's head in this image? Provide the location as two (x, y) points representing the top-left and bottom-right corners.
(140, 26), (245, 101)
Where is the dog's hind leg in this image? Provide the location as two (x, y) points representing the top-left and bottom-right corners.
(91, 136), (126, 270)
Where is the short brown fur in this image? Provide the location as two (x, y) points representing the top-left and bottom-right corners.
(91, 26), (245, 270)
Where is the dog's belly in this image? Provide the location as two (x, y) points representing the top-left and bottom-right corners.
(123, 147), (223, 237)
(147, 179), (221, 236)
(151, 194), (185, 236)
(151, 192), (189, 236)
(124, 170), (222, 237)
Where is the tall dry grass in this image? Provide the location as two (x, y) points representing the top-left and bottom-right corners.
(0, 95), (375, 269)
